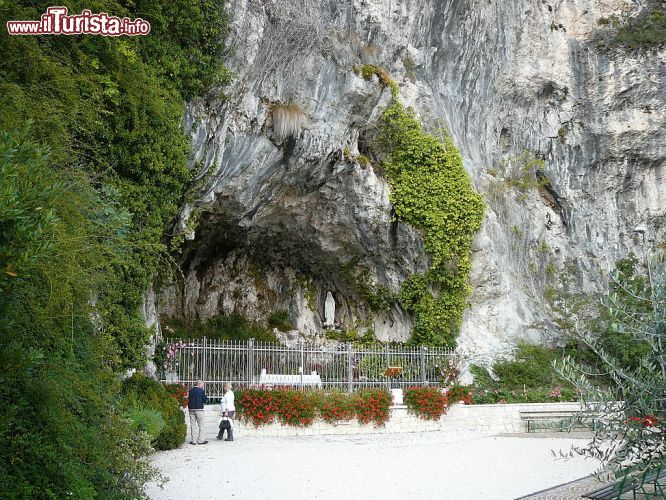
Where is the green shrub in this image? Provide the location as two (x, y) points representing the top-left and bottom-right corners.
(341, 261), (397, 312)
(555, 255), (666, 474)
(353, 64), (396, 91)
(471, 385), (578, 404)
(325, 326), (376, 345)
(348, 68), (484, 346)
(501, 150), (549, 194)
(492, 342), (564, 389)
(611, 9), (666, 49)
(268, 310), (294, 331)
(0, 0), (229, 493)
(126, 406), (166, 439)
(469, 343), (577, 404)
(122, 374), (186, 451)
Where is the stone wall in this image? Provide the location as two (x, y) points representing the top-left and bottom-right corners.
(187, 404), (441, 440)
(441, 402), (582, 434)
(184, 402), (582, 440)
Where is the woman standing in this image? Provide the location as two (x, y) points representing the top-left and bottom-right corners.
(217, 382), (235, 441)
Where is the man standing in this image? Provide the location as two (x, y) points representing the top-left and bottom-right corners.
(188, 380), (208, 445)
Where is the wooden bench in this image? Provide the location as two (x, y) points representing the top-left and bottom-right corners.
(519, 409), (595, 433)
(258, 369), (322, 388)
(583, 464), (666, 499)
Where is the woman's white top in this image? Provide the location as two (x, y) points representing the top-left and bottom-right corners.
(223, 390), (235, 412)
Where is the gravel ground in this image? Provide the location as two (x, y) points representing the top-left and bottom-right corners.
(145, 432), (599, 500)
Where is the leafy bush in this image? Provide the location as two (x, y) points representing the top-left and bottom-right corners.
(325, 326), (376, 345)
(268, 310), (294, 331)
(0, 0), (230, 368)
(492, 342), (565, 389)
(0, 0), (229, 493)
(341, 261), (397, 312)
(122, 374), (186, 451)
(597, 8), (666, 50)
(404, 387), (448, 420)
(353, 64), (398, 94)
(126, 407), (166, 439)
(500, 151), (549, 195)
(349, 70), (484, 345)
(469, 342), (577, 404)
(471, 386), (577, 405)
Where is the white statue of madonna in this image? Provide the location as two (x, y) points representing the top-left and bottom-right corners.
(324, 291), (335, 328)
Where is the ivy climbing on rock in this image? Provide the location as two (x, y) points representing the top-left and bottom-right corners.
(378, 94), (485, 346)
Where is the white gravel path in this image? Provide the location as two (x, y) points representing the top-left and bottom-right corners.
(146, 432), (599, 500)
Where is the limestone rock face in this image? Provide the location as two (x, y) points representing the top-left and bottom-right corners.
(155, 0), (665, 360)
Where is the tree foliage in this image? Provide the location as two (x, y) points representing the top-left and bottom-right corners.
(0, 0), (230, 367)
(0, 0), (229, 495)
(555, 253), (666, 474)
(0, 129), (158, 498)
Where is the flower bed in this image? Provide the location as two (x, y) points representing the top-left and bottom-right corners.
(317, 391), (355, 424)
(353, 389), (391, 426)
(447, 384), (474, 405)
(236, 388), (391, 428)
(404, 387), (448, 420)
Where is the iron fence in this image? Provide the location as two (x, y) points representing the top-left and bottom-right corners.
(159, 338), (456, 397)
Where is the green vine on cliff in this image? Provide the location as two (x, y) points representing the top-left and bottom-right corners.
(378, 98), (485, 346)
(341, 260), (396, 312)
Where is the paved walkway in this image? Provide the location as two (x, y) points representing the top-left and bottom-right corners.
(518, 474), (609, 499)
(519, 471), (665, 499)
(146, 431), (598, 499)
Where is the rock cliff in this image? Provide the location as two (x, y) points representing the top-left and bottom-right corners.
(155, 0), (665, 360)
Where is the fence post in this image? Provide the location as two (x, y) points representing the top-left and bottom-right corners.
(420, 345), (427, 385)
(300, 341), (304, 390)
(202, 336), (207, 383)
(247, 338), (254, 387)
(347, 343), (353, 393)
(385, 344), (390, 391)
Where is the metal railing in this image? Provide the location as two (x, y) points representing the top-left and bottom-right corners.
(159, 338), (456, 397)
